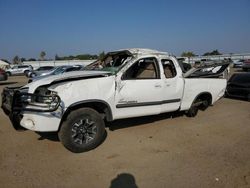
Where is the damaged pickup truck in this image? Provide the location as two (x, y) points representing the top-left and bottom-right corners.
(1, 49), (229, 153)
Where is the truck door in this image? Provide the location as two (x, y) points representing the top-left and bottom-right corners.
(114, 57), (163, 119)
(161, 58), (184, 113)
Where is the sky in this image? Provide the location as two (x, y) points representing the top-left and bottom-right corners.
(0, 0), (250, 61)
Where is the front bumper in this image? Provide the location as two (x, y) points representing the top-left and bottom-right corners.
(1, 87), (62, 131)
(2, 87), (61, 113)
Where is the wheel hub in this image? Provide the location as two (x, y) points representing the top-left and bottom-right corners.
(71, 118), (97, 145)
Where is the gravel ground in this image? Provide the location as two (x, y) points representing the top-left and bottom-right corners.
(0, 74), (250, 188)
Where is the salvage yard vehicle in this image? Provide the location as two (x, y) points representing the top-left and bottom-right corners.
(232, 59), (244, 68)
(225, 73), (250, 101)
(28, 65), (83, 83)
(1, 49), (230, 153)
(242, 59), (250, 71)
(5, 65), (33, 76)
(26, 66), (55, 78)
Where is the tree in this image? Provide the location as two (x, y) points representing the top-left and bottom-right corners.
(55, 54), (61, 60)
(20, 57), (26, 62)
(28, 58), (36, 61)
(181, 51), (196, 58)
(13, 55), (20, 64)
(40, 51), (46, 60)
(203, 50), (222, 56)
(98, 51), (105, 60)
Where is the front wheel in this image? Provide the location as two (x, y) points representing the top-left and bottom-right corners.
(58, 108), (106, 153)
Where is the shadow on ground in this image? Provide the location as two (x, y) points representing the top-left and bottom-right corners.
(35, 130), (108, 145)
(224, 96), (249, 102)
(110, 173), (138, 188)
(0, 82), (17, 86)
(107, 111), (185, 131)
(36, 132), (60, 142)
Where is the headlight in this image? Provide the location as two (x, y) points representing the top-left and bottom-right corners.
(19, 87), (29, 93)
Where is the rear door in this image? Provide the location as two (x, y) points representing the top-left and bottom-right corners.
(161, 58), (184, 113)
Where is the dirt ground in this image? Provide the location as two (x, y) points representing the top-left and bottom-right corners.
(0, 73), (250, 188)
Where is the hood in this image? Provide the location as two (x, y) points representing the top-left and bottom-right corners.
(25, 70), (112, 93)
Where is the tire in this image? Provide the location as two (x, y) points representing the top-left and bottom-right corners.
(6, 72), (11, 76)
(186, 98), (203, 117)
(201, 99), (210, 111)
(58, 108), (105, 153)
(24, 70), (29, 75)
(10, 112), (26, 131)
(186, 105), (198, 117)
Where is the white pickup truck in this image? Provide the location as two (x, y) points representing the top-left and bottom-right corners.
(1, 49), (229, 153)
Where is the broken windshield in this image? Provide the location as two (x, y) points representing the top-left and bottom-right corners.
(84, 51), (133, 74)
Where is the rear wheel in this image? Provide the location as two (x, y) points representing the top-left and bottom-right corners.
(58, 108), (105, 153)
(30, 73), (36, 78)
(186, 105), (199, 117)
(6, 72), (11, 76)
(24, 70), (29, 75)
(186, 97), (210, 117)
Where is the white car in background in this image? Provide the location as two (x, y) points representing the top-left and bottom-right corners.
(5, 65), (33, 76)
(232, 59), (244, 68)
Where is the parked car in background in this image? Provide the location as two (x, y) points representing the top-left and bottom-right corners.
(29, 65), (83, 82)
(5, 65), (33, 76)
(232, 59), (244, 68)
(242, 60), (250, 71)
(27, 66), (55, 77)
(0, 68), (8, 81)
(225, 73), (250, 101)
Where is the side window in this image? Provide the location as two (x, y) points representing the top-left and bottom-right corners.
(18, 65), (27, 68)
(162, 59), (177, 78)
(122, 57), (159, 80)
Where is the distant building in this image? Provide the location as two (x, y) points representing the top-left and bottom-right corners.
(0, 60), (10, 70)
(22, 60), (95, 69)
(181, 53), (250, 64)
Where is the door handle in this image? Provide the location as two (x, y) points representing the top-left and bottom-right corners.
(165, 82), (171, 87)
(154, 84), (162, 88)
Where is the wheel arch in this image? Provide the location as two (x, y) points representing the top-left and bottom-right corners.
(192, 92), (213, 108)
(59, 100), (113, 130)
